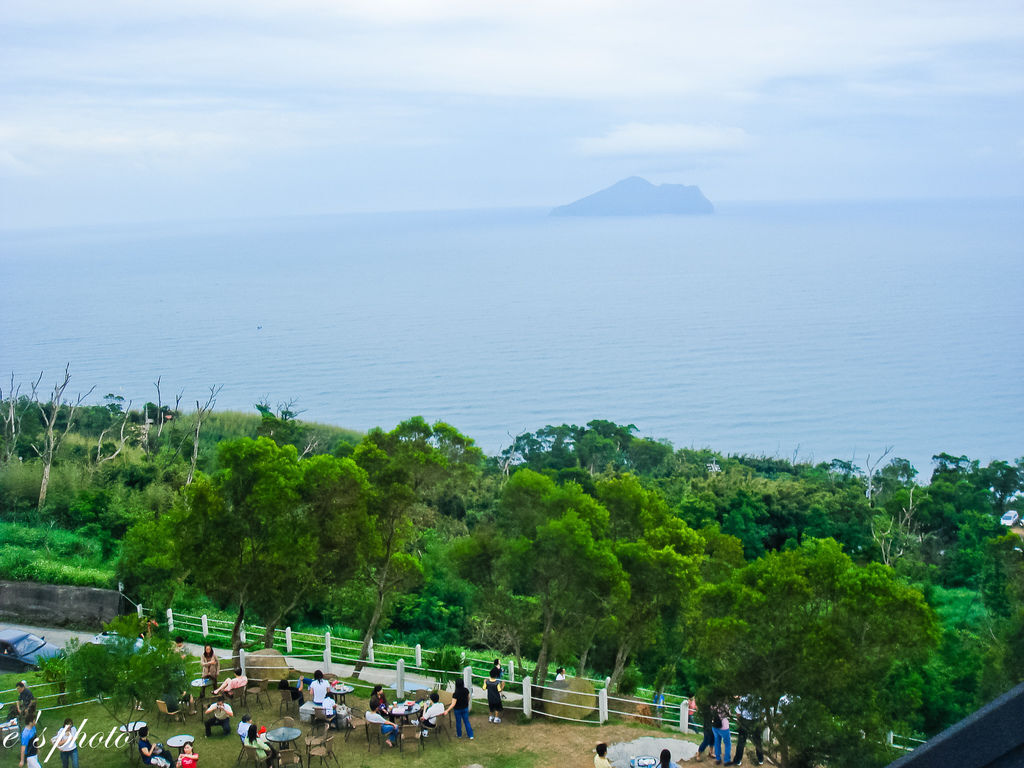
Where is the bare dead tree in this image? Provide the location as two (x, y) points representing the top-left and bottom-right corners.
(864, 445), (895, 505)
(186, 385), (222, 485)
(871, 486), (918, 567)
(1, 372), (32, 464)
(299, 437), (320, 459)
(96, 399), (133, 464)
(31, 365), (95, 509)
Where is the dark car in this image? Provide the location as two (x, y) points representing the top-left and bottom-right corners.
(0, 630), (62, 671)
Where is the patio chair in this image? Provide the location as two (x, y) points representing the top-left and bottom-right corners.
(307, 735), (339, 767)
(156, 699), (185, 725)
(277, 748), (303, 768)
(278, 690), (296, 717)
(239, 745), (262, 768)
(244, 682), (270, 710)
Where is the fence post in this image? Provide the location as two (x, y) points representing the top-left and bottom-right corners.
(368, 639), (375, 664)
(324, 632), (332, 673)
(239, 649), (246, 675)
(887, 732), (895, 746)
(598, 687), (608, 723)
(285, 627), (292, 654)
(137, 603), (144, 618)
(522, 675), (532, 719)
(166, 608), (174, 633)
(679, 699), (690, 733)
(396, 658), (405, 699)
(508, 660), (515, 683)
(240, 627), (246, 645)
(415, 644), (422, 668)
(201, 614), (209, 637)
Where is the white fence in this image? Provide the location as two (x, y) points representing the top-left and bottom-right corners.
(109, 606), (926, 752)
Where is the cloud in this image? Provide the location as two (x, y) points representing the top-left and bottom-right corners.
(578, 123), (750, 155)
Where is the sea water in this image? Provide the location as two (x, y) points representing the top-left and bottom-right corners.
(1, 199), (1021, 473)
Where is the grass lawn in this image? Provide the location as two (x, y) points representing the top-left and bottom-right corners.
(2, 669), (696, 768)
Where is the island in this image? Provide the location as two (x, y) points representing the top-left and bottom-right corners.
(550, 176), (714, 216)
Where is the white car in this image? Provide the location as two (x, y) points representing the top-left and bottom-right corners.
(1000, 511), (1019, 526)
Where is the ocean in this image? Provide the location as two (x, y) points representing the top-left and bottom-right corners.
(1, 199), (1021, 474)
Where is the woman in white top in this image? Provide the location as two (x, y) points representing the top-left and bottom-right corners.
(308, 670), (329, 705)
(52, 718), (78, 768)
(554, 667), (567, 681)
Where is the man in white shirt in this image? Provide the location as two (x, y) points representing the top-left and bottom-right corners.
(420, 692), (445, 738)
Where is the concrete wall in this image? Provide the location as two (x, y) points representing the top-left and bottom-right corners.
(0, 580), (123, 627)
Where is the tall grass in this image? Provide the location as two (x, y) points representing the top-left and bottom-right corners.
(0, 521), (117, 588)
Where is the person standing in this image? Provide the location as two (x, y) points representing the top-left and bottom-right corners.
(200, 646), (219, 682)
(712, 700), (732, 766)
(445, 679), (474, 739)
(52, 718), (79, 768)
(18, 708), (39, 768)
(694, 699), (716, 761)
(15, 682), (34, 717)
(728, 695), (765, 766)
(484, 667), (504, 723)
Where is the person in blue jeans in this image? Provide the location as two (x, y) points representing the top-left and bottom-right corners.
(694, 701), (715, 760)
(712, 701), (732, 765)
(444, 679), (474, 739)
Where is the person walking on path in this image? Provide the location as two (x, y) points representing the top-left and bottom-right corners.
(444, 679), (474, 739)
(484, 667), (504, 723)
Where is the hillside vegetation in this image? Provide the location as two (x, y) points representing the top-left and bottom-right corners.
(2, 380), (1022, 768)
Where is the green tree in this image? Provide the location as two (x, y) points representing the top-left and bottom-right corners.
(349, 418), (483, 674)
(693, 538), (939, 768)
(166, 437), (310, 660)
(66, 615), (186, 730)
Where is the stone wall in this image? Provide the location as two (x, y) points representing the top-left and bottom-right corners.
(0, 580), (123, 627)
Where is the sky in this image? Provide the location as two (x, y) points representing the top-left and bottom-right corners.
(1, 0), (1022, 227)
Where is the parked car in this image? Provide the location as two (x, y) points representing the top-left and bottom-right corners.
(0, 630), (62, 672)
(1000, 511), (1020, 526)
(90, 630), (144, 650)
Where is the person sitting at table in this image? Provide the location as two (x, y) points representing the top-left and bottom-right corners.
(308, 670), (329, 706)
(137, 726), (171, 768)
(213, 669), (247, 699)
(320, 694), (339, 730)
(276, 678), (304, 706)
(419, 692), (445, 738)
(368, 685), (388, 715)
(200, 646), (219, 682)
(204, 696), (234, 737)
(176, 741), (198, 768)
(364, 711), (397, 748)
(244, 723), (275, 768)
(236, 714), (252, 742)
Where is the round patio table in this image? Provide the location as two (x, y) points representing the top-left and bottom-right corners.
(387, 702), (422, 725)
(119, 721), (147, 764)
(165, 735), (194, 755)
(328, 682), (354, 704)
(265, 726), (301, 750)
